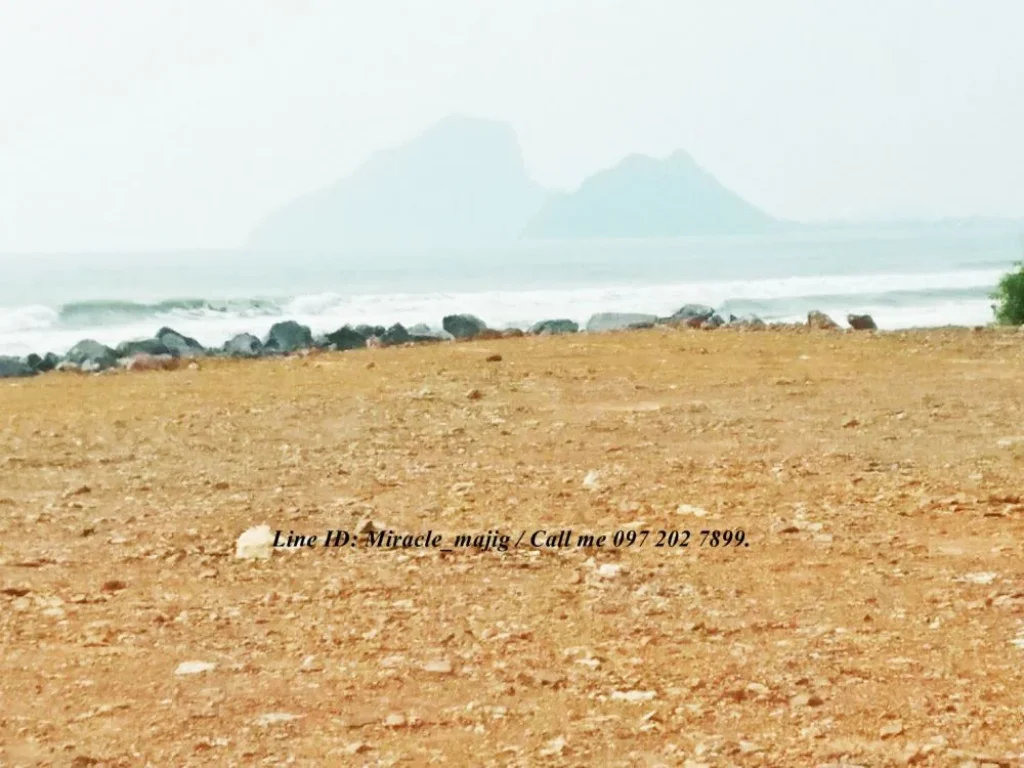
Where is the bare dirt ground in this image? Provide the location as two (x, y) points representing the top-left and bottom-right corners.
(1, 326), (1023, 767)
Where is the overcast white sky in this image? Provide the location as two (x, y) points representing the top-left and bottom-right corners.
(1, 0), (1022, 253)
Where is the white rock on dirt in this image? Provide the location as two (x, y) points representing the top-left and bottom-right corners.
(596, 563), (623, 579)
(610, 690), (656, 702)
(235, 525), (274, 560)
(582, 470), (602, 491)
(174, 661), (216, 676)
(676, 503), (709, 517)
(957, 572), (997, 585)
(255, 712), (301, 726)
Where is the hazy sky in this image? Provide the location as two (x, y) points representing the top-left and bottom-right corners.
(1, 0), (1022, 252)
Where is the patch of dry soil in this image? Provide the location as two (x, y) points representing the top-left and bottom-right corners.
(1, 327), (1023, 766)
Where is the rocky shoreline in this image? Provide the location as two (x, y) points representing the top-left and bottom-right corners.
(0, 305), (883, 379)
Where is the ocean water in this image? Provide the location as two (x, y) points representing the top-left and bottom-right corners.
(0, 227), (1020, 357)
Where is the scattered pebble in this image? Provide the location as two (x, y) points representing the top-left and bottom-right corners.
(610, 690), (656, 702)
(235, 525), (273, 560)
(254, 712), (301, 726)
(596, 563), (623, 579)
(676, 503), (708, 517)
(421, 659), (453, 674)
(539, 736), (567, 756)
(174, 661), (216, 676)
(880, 720), (904, 738)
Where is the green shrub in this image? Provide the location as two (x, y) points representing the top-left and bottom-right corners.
(991, 262), (1024, 325)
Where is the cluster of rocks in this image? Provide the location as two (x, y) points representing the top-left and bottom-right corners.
(0, 308), (876, 379)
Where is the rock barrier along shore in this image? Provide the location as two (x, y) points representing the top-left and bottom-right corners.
(0, 306), (881, 379)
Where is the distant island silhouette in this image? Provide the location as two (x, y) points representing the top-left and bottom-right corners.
(523, 150), (777, 238)
(248, 115), (1022, 249)
(248, 115), (780, 248)
(249, 116), (549, 249)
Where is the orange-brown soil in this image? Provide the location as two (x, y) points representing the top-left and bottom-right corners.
(1, 327), (1023, 766)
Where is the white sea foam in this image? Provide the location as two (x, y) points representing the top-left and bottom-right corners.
(0, 267), (1004, 357)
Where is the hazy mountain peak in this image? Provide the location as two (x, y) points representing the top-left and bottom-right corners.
(249, 116), (778, 249)
(248, 115), (548, 250)
(523, 149), (776, 239)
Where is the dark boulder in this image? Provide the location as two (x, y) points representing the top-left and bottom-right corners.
(0, 356), (36, 378)
(26, 352), (59, 373)
(661, 304), (716, 326)
(442, 314), (488, 340)
(529, 319), (579, 335)
(585, 312), (658, 333)
(263, 320), (313, 353)
(223, 333), (264, 358)
(354, 324), (386, 340)
(65, 339), (118, 371)
(116, 338), (173, 358)
(381, 323), (412, 346)
(847, 314), (877, 330)
(156, 327), (206, 358)
(325, 325), (368, 351)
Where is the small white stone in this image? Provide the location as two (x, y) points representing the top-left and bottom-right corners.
(539, 736), (567, 756)
(422, 659), (453, 674)
(255, 712), (300, 726)
(582, 470), (601, 491)
(611, 689), (656, 702)
(958, 572), (997, 585)
(596, 563), (622, 579)
(235, 525), (273, 560)
(174, 661), (216, 676)
(676, 504), (708, 517)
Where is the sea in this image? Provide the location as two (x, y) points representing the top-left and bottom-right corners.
(0, 226), (1020, 358)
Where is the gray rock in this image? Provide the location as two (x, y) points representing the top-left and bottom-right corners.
(156, 327), (206, 358)
(325, 326), (367, 351)
(116, 338), (173, 358)
(807, 310), (840, 330)
(65, 339), (118, 371)
(847, 314), (877, 330)
(263, 320), (313, 353)
(443, 314), (488, 339)
(728, 314), (766, 329)
(381, 323), (412, 346)
(529, 319), (579, 335)
(411, 328), (453, 343)
(41, 352), (61, 371)
(223, 333), (264, 358)
(0, 356), (36, 378)
(661, 304), (716, 326)
(705, 313), (725, 328)
(585, 312), (658, 333)
(26, 353), (60, 373)
(354, 324), (386, 340)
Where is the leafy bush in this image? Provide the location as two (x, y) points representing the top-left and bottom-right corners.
(991, 262), (1024, 325)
